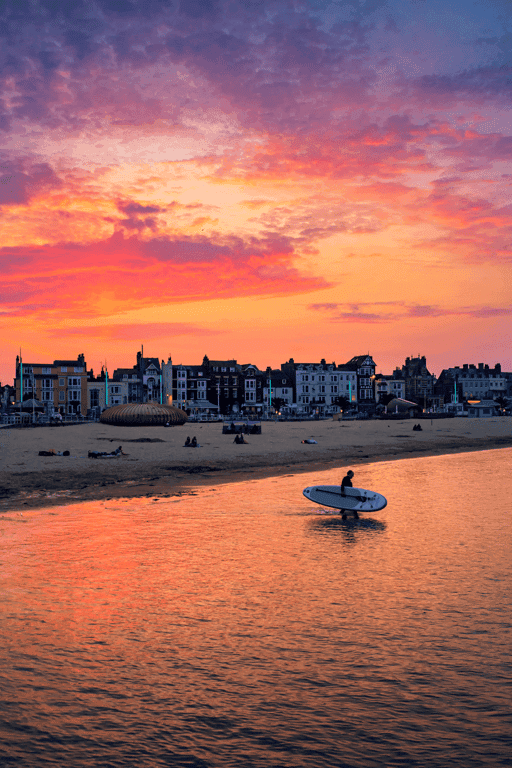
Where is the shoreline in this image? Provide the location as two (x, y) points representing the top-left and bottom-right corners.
(1, 419), (511, 511)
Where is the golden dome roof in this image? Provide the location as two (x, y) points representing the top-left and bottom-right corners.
(100, 402), (188, 426)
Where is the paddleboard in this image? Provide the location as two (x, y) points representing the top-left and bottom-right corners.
(303, 485), (387, 513)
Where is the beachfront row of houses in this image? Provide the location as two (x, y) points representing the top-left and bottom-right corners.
(6, 351), (512, 420)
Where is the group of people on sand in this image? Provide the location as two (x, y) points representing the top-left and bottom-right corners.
(233, 433), (248, 444)
(183, 436), (200, 447)
(412, 423), (423, 431)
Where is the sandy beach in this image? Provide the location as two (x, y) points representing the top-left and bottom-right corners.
(0, 416), (511, 511)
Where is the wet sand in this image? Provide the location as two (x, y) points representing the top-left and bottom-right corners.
(1, 417), (511, 511)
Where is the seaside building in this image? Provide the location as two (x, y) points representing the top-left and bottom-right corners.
(86, 352), (167, 416)
(135, 352), (164, 403)
(203, 357), (244, 415)
(164, 356), (268, 417)
(14, 354), (88, 417)
(394, 356), (436, 407)
(87, 369), (107, 415)
(280, 359), (358, 417)
(170, 361), (216, 416)
(343, 355), (377, 413)
(373, 373), (406, 404)
(239, 363), (265, 415)
(263, 369), (294, 416)
(436, 363), (506, 403)
(466, 399), (500, 417)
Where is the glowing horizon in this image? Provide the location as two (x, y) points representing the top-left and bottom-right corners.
(1, 0), (511, 383)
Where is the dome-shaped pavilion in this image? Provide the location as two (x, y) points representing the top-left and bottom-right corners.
(100, 402), (188, 426)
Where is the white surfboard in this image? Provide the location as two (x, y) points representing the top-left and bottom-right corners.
(303, 485), (387, 513)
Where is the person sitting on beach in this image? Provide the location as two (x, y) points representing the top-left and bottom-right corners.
(301, 439), (317, 444)
(234, 433), (247, 444)
(184, 436), (191, 446)
(191, 436), (199, 447)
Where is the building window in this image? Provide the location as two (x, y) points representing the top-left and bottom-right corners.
(90, 390), (99, 408)
(59, 391), (65, 402)
(61, 367), (67, 372)
(42, 367), (51, 374)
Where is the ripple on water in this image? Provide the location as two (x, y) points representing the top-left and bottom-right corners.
(0, 449), (511, 767)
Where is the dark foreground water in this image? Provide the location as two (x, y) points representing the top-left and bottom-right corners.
(1, 449), (511, 768)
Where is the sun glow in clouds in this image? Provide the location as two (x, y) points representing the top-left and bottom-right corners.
(1, 0), (511, 380)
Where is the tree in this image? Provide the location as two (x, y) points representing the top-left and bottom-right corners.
(495, 395), (508, 412)
(333, 395), (351, 411)
(271, 397), (285, 415)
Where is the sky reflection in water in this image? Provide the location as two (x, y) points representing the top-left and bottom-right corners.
(0, 449), (511, 767)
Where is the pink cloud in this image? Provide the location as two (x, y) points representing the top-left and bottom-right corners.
(0, 230), (331, 316)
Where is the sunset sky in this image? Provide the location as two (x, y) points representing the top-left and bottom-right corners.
(1, 0), (511, 383)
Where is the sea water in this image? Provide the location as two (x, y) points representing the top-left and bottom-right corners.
(0, 449), (511, 768)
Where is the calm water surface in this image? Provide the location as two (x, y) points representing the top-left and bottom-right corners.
(1, 449), (511, 768)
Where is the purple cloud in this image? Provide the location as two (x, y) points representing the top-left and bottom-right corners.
(0, 157), (61, 206)
(307, 301), (512, 323)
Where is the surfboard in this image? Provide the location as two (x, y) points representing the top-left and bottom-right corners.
(302, 485), (387, 513)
